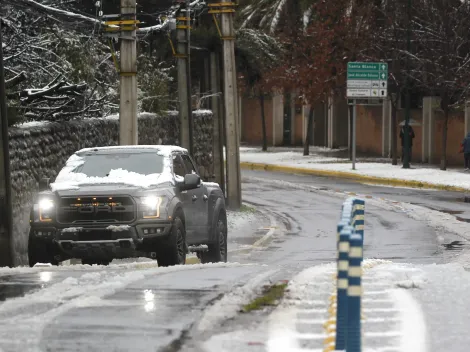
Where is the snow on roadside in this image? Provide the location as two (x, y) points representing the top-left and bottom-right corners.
(0, 262), (255, 351)
(227, 205), (259, 232)
(240, 147), (470, 190)
(197, 268), (277, 332)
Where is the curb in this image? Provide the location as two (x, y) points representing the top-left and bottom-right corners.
(240, 161), (470, 193)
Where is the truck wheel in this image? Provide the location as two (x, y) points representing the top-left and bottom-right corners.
(200, 213), (227, 264)
(28, 232), (59, 267)
(157, 216), (186, 267)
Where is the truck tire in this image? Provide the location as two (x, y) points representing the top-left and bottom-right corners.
(200, 212), (227, 264)
(28, 231), (59, 267)
(157, 216), (186, 267)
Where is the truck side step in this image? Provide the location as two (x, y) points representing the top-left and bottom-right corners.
(188, 245), (208, 253)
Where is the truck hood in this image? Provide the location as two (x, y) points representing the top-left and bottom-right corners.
(54, 184), (147, 197)
(50, 172), (174, 196)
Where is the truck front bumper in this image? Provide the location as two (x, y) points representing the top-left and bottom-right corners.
(30, 221), (173, 260)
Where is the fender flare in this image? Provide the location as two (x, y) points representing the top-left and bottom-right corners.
(168, 197), (185, 225)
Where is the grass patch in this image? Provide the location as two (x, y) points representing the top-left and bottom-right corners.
(242, 283), (288, 312)
(240, 204), (256, 213)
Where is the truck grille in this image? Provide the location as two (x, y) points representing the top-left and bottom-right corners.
(78, 230), (114, 241)
(57, 196), (136, 224)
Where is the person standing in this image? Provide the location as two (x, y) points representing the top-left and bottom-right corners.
(462, 132), (470, 171)
(400, 125), (415, 163)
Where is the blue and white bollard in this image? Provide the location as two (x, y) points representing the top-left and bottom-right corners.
(347, 233), (363, 352)
(352, 199), (365, 246)
(337, 219), (349, 257)
(335, 225), (352, 350)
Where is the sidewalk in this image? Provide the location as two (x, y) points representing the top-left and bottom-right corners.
(239, 146), (470, 192)
(267, 260), (427, 352)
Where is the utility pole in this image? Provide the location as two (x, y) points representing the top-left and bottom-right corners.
(186, 0), (193, 155)
(176, 3), (193, 154)
(0, 24), (14, 267)
(403, 0), (412, 168)
(119, 0), (138, 145)
(210, 51), (225, 193)
(217, 1), (241, 209)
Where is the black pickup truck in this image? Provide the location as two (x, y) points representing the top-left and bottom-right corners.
(28, 145), (227, 267)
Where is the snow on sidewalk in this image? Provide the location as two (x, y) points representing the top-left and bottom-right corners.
(240, 146), (470, 191)
(266, 260), (428, 352)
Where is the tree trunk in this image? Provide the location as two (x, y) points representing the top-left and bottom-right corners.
(259, 92), (267, 152)
(440, 109), (449, 171)
(391, 102), (398, 165)
(304, 106), (314, 156)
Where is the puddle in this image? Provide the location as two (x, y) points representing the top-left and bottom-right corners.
(0, 276), (41, 301)
(456, 216), (470, 223)
(442, 241), (466, 251)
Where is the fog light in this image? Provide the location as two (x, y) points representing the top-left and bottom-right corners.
(157, 228), (162, 234)
(144, 229), (149, 235)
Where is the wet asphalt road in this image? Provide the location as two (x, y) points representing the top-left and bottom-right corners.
(0, 169), (464, 351)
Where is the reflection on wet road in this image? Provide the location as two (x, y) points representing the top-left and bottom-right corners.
(0, 169), (463, 351)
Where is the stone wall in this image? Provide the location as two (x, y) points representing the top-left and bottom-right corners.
(9, 110), (213, 266)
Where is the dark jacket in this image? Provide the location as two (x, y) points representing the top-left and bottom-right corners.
(400, 126), (415, 147)
(462, 133), (470, 154)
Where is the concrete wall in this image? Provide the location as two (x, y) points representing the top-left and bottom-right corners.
(433, 111), (465, 166)
(241, 96), (273, 146)
(9, 111), (213, 266)
(356, 105), (383, 155)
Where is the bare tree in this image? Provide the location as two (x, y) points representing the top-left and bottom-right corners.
(409, 0), (470, 170)
(369, 1), (410, 165)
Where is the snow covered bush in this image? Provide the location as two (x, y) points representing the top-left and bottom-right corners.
(1, 7), (118, 125)
(137, 54), (174, 114)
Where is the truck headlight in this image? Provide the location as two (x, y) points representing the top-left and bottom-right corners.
(141, 196), (163, 219)
(38, 198), (54, 222)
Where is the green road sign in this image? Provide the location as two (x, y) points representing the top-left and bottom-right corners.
(347, 62), (388, 98)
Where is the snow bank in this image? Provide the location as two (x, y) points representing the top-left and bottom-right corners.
(227, 207), (259, 232)
(240, 147), (470, 190)
(197, 269), (279, 332)
(0, 261), (261, 350)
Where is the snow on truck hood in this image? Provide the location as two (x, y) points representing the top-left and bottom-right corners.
(50, 149), (176, 192)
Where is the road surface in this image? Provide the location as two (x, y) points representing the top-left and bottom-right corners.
(0, 169), (467, 352)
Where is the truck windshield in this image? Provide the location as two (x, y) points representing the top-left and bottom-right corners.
(72, 153), (165, 177)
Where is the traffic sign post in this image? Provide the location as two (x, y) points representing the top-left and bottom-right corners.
(347, 62), (388, 171)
